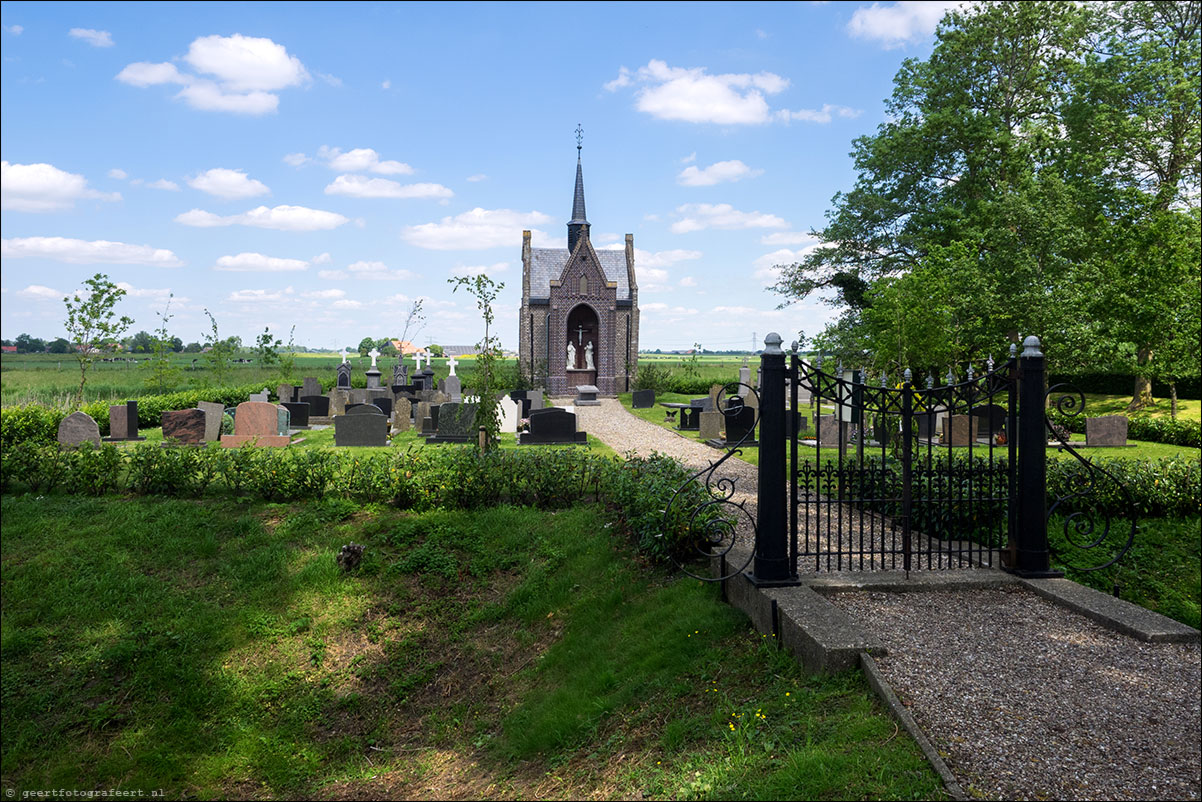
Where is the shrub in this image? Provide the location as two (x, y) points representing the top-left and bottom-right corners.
(1047, 410), (1201, 448)
(1, 406), (63, 449)
(1047, 455), (1200, 519)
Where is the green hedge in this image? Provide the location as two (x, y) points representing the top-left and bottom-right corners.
(1048, 373), (1201, 400)
(1047, 455), (1201, 519)
(0, 442), (723, 563)
(1, 383), (270, 448)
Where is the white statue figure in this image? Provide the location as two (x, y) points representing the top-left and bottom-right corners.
(339, 347), (350, 364)
(585, 341), (594, 370)
(567, 341), (577, 370)
(368, 347), (380, 368)
(446, 355), (459, 376)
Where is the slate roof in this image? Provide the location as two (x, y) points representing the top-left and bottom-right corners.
(528, 247), (630, 300)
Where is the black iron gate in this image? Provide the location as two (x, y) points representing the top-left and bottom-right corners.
(665, 333), (1137, 585)
(788, 348), (1017, 573)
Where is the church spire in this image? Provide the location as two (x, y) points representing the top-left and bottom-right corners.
(568, 124), (590, 253)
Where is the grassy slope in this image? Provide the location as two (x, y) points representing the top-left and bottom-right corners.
(1, 495), (944, 800)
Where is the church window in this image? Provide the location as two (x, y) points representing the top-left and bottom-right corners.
(579, 275), (588, 294)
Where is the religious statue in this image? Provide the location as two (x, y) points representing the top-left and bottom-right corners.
(585, 341), (594, 371)
(567, 341), (577, 370)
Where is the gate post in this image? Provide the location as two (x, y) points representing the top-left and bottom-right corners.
(1014, 336), (1062, 578)
(750, 332), (798, 586)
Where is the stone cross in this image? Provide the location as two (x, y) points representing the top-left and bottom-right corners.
(368, 347), (380, 368)
(414, 352), (424, 371)
(446, 355), (459, 376)
(339, 347), (350, 364)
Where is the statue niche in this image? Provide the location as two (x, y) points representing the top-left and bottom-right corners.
(565, 303), (598, 388)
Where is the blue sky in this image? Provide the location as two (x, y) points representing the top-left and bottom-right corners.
(1, 1), (956, 351)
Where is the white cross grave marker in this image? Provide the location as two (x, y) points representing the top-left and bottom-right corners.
(414, 352), (424, 371)
(446, 355), (459, 376)
(368, 347), (380, 368)
(339, 347), (350, 364)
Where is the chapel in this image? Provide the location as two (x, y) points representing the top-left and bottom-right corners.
(518, 134), (639, 396)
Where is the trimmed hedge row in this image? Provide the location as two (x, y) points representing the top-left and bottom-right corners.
(0, 442), (721, 562)
(0, 384), (270, 448)
(1047, 455), (1201, 519)
(1047, 409), (1201, 448)
(1048, 373), (1201, 400)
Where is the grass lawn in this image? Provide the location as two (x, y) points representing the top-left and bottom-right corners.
(1, 495), (944, 800)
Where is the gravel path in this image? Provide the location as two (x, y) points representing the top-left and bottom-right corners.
(832, 589), (1201, 801)
(573, 398), (1202, 800)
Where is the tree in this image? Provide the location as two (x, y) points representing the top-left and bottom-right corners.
(255, 326), (283, 366)
(169, 336), (184, 352)
(427, 343), (444, 357)
(358, 336), (376, 357)
(63, 273), (133, 407)
(202, 309), (234, 386)
(449, 274), (504, 449)
(772, 1), (1199, 395)
(48, 337), (71, 354)
(144, 295), (182, 394)
(128, 330), (155, 353)
(183, 341), (202, 353)
(14, 333), (46, 353)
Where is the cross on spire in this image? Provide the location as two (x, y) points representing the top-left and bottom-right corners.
(575, 123), (583, 151)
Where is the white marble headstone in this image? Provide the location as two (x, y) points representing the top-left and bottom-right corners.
(498, 395), (520, 433)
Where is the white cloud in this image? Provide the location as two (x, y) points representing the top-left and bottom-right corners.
(147, 178), (180, 191)
(324, 174), (453, 199)
(451, 262), (509, 278)
(679, 276), (697, 287)
(187, 167), (270, 199)
(847, 1), (965, 49)
(17, 284), (62, 300)
(670, 203), (788, 234)
(637, 266), (670, 289)
(628, 248), (703, 268)
(113, 282), (189, 305)
(227, 288), (289, 303)
(317, 72), (342, 87)
(761, 231), (818, 246)
(332, 299), (363, 309)
(302, 288), (345, 299)
(466, 174), (487, 182)
(607, 59), (787, 125)
(317, 146), (413, 174)
(214, 252), (308, 272)
(312, 252), (332, 265)
(4, 24), (23, 35)
(1, 161), (121, 211)
(401, 208), (553, 250)
(642, 301), (699, 315)
(175, 204), (349, 231)
(676, 159), (762, 187)
(184, 33), (308, 91)
(606, 59), (861, 126)
(283, 152), (310, 167)
(753, 246), (820, 286)
(115, 61), (190, 87)
(107, 168), (128, 180)
(776, 104), (862, 124)
(2, 236), (183, 266)
(116, 34), (308, 115)
(69, 28), (113, 47)
(381, 79), (391, 90)
(680, 152), (697, 164)
(344, 260), (418, 280)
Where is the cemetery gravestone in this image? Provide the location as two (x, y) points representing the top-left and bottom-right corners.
(528, 389), (545, 411)
(941, 415), (979, 446)
(221, 401), (290, 448)
(698, 409), (723, 441)
(105, 400), (144, 442)
(58, 411), (101, 448)
(302, 377), (322, 398)
(520, 407), (587, 444)
(277, 406), (290, 436)
(336, 362), (352, 389)
(281, 402), (310, 428)
(197, 401), (225, 441)
(329, 389), (350, 416)
(371, 397), (393, 419)
(706, 404), (757, 448)
(301, 395), (330, 417)
(428, 402), (479, 443)
(445, 375), (462, 402)
(334, 412), (388, 447)
(738, 358), (751, 397)
(499, 396), (520, 433)
(277, 384), (297, 404)
(249, 389), (270, 403)
(632, 389), (655, 408)
(813, 414), (847, 445)
(161, 409), (206, 445)
(391, 397), (412, 433)
(576, 385), (601, 406)
(1086, 415), (1129, 446)
(971, 404), (1007, 438)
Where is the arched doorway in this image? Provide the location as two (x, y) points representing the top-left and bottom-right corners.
(565, 303), (599, 387)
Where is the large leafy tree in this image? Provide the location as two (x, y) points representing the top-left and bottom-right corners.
(63, 273), (134, 407)
(775, 1), (1200, 406)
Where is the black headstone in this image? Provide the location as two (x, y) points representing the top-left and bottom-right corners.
(520, 407), (587, 444)
(632, 389), (655, 408)
(336, 362), (352, 389)
(971, 404), (1007, 436)
(347, 404), (385, 416)
(334, 413), (388, 447)
(281, 401), (310, 428)
(427, 402), (479, 443)
(723, 405), (758, 445)
(371, 397), (392, 418)
(300, 395), (330, 416)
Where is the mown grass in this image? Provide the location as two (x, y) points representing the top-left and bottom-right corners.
(1, 495), (944, 800)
